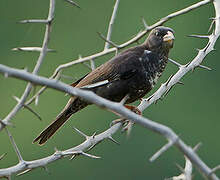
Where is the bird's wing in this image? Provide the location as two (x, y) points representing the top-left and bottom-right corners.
(75, 48), (144, 89)
(70, 48), (154, 91)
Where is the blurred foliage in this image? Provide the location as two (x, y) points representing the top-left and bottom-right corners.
(0, 0), (219, 179)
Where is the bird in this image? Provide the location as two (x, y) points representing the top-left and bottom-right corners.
(33, 26), (175, 145)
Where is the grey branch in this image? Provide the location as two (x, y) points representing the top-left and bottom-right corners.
(0, 64), (219, 180)
(167, 143), (202, 180)
(0, 0), (55, 131)
(104, 0), (120, 50)
(0, 123), (122, 177)
(25, 0), (211, 106)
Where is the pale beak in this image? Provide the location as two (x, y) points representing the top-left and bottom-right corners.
(163, 31), (175, 43)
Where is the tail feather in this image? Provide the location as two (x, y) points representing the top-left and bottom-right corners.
(33, 98), (88, 145)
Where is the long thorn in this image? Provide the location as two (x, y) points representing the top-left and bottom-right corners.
(175, 163), (185, 173)
(188, 34), (209, 39)
(142, 17), (149, 30)
(64, 0), (80, 8)
(193, 142), (202, 151)
(150, 139), (177, 162)
(168, 58), (182, 67)
(81, 151), (101, 159)
(17, 169), (32, 176)
(73, 127), (89, 139)
(5, 128), (24, 162)
(18, 19), (49, 24)
(198, 64), (212, 71)
(210, 165), (220, 175)
(13, 96), (42, 121)
(0, 153), (7, 160)
(108, 136), (120, 145)
(97, 32), (119, 49)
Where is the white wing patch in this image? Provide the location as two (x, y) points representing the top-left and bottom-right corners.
(144, 50), (151, 54)
(81, 80), (109, 89)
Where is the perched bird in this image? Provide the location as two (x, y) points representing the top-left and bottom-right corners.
(33, 26), (175, 145)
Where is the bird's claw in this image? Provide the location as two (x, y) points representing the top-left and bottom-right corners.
(110, 105), (142, 135)
(110, 118), (128, 127)
(124, 105), (142, 115)
(121, 121), (134, 135)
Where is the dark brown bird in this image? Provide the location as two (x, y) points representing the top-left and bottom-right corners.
(33, 26), (175, 145)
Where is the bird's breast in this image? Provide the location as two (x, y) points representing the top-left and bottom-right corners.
(143, 57), (168, 88)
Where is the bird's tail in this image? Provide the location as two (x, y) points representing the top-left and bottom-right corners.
(33, 98), (88, 145)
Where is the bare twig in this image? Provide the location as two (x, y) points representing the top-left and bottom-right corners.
(0, 0), (55, 131)
(104, 0), (120, 50)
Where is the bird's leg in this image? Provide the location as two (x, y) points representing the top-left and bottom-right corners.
(124, 105), (142, 115)
(121, 105), (142, 133)
(110, 105), (142, 134)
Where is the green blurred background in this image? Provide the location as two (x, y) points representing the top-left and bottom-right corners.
(0, 0), (219, 179)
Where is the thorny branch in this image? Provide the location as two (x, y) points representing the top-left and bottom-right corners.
(24, 0), (212, 106)
(0, 122), (122, 178)
(0, 0), (55, 131)
(166, 143), (202, 180)
(0, 0), (219, 179)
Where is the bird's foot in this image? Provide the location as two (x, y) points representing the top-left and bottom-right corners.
(110, 118), (128, 127)
(124, 105), (142, 115)
(110, 105), (142, 135)
(121, 105), (142, 134)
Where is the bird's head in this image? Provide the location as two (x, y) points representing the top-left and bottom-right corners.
(145, 26), (175, 55)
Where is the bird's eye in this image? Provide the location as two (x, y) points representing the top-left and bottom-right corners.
(155, 31), (159, 36)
